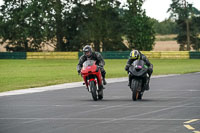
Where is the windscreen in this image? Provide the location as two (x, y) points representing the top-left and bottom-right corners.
(132, 60), (145, 67)
(83, 60), (95, 68)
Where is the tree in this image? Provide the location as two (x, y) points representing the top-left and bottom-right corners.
(168, 0), (200, 51)
(123, 0), (155, 51)
(0, 0), (71, 52)
(62, 1), (91, 51)
(152, 19), (178, 35)
(0, 0), (156, 52)
(65, 0), (127, 52)
(190, 16), (200, 51)
(0, 0), (48, 51)
(81, 0), (127, 51)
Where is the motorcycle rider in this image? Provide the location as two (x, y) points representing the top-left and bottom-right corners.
(77, 45), (107, 86)
(125, 50), (153, 90)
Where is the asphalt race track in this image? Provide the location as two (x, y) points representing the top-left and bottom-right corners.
(0, 73), (200, 133)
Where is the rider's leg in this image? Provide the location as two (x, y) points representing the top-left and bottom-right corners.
(101, 68), (107, 85)
(145, 74), (150, 90)
(128, 74), (131, 86)
(146, 66), (153, 90)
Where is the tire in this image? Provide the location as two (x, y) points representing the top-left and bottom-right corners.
(98, 89), (103, 100)
(131, 79), (141, 101)
(89, 81), (98, 101)
(132, 88), (139, 101)
(138, 92), (143, 100)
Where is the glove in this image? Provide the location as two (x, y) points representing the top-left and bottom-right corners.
(98, 65), (103, 69)
(125, 65), (130, 71)
(77, 69), (81, 74)
(77, 65), (81, 74)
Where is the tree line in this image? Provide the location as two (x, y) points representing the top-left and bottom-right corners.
(0, 0), (199, 52)
(154, 0), (200, 51)
(168, 0), (200, 51)
(0, 0), (155, 52)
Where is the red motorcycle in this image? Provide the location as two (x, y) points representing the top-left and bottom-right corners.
(81, 60), (104, 101)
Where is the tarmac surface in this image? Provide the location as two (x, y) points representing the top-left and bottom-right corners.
(0, 73), (200, 133)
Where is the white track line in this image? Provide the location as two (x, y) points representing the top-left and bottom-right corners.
(73, 102), (195, 129)
(0, 118), (194, 121)
(0, 105), (200, 108)
(0, 73), (194, 97)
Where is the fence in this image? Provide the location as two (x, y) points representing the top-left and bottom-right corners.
(141, 51), (189, 59)
(0, 52), (26, 59)
(27, 52), (78, 59)
(78, 51), (130, 59)
(0, 51), (200, 59)
(189, 52), (200, 59)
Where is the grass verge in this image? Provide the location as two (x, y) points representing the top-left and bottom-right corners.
(0, 59), (200, 92)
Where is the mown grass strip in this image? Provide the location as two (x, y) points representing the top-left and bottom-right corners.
(0, 59), (200, 92)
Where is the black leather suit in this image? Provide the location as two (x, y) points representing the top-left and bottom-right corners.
(77, 52), (106, 79)
(125, 51), (153, 88)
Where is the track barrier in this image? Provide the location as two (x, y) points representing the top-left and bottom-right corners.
(0, 51), (200, 59)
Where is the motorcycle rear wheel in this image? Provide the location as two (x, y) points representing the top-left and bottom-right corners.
(89, 81), (98, 101)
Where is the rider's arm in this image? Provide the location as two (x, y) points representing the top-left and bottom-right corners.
(141, 54), (153, 75)
(125, 59), (133, 71)
(77, 55), (86, 72)
(126, 58), (133, 66)
(141, 55), (151, 67)
(96, 52), (105, 67)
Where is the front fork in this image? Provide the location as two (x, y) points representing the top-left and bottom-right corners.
(87, 78), (99, 92)
(129, 73), (148, 91)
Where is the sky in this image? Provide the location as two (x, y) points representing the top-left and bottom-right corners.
(141, 0), (200, 22)
(0, 0), (200, 22)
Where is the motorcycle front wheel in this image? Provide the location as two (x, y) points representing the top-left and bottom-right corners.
(131, 79), (141, 101)
(89, 81), (98, 101)
(138, 92), (143, 100)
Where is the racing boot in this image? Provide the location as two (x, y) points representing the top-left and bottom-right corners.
(83, 83), (90, 92)
(128, 81), (130, 86)
(128, 75), (131, 86)
(99, 84), (105, 90)
(102, 78), (107, 85)
(146, 83), (149, 90)
(145, 77), (150, 91)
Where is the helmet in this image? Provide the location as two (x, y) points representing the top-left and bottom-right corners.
(130, 50), (140, 59)
(83, 45), (92, 58)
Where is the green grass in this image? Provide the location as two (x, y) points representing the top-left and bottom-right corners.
(0, 59), (200, 92)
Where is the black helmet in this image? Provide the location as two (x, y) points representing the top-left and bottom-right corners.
(130, 50), (140, 59)
(83, 45), (92, 58)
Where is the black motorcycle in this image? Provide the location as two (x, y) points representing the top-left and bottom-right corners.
(128, 60), (149, 101)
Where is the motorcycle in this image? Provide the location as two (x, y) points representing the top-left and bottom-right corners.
(81, 60), (104, 101)
(128, 60), (149, 101)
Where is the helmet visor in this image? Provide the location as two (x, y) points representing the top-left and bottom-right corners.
(84, 51), (91, 57)
(131, 51), (138, 59)
(131, 56), (137, 59)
